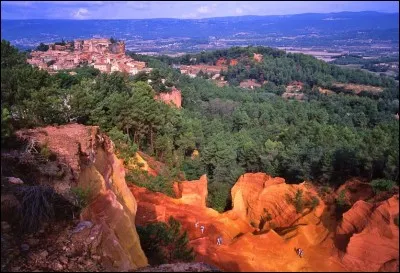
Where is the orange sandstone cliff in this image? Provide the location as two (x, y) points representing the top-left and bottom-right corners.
(173, 174), (208, 207)
(14, 124), (148, 271)
(130, 165), (399, 272)
(10, 125), (397, 272)
(155, 87), (182, 108)
(337, 196), (399, 271)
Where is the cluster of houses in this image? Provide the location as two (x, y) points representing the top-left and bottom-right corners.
(176, 54), (265, 89)
(27, 38), (149, 75)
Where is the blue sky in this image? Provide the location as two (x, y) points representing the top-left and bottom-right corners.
(1, 1), (398, 20)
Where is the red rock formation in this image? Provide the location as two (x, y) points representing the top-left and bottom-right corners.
(130, 156), (400, 272)
(136, 151), (167, 176)
(15, 124), (148, 271)
(253, 53), (263, 62)
(173, 174), (208, 207)
(229, 59), (238, 66)
(130, 172), (349, 272)
(155, 87), (182, 108)
(118, 150), (397, 272)
(337, 195), (399, 271)
(129, 152), (159, 177)
(336, 178), (374, 206)
(230, 173), (321, 230)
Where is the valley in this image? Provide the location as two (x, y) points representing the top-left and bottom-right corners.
(1, 6), (399, 273)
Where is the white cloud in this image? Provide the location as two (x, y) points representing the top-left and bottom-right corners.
(197, 6), (210, 14)
(72, 8), (89, 19)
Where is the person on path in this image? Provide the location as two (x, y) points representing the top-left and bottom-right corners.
(297, 248), (304, 258)
(195, 221), (199, 228)
(217, 236), (223, 245)
(200, 225), (205, 234)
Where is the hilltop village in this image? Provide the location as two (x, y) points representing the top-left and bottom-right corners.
(27, 38), (149, 75)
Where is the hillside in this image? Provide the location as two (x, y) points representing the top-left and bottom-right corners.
(1, 39), (399, 271)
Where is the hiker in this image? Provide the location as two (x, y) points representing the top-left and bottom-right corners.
(195, 221), (199, 228)
(297, 248), (304, 258)
(217, 236), (223, 245)
(200, 225), (205, 234)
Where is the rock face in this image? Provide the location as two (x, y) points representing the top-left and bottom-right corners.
(155, 87), (182, 108)
(336, 178), (375, 206)
(131, 164), (399, 272)
(13, 124), (148, 271)
(230, 173), (319, 230)
(253, 53), (263, 62)
(132, 152), (159, 177)
(337, 195), (399, 272)
(131, 172), (346, 272)
(173, 175), (208, 207)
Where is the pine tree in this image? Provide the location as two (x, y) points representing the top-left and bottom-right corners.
(137, 216), (195, 265)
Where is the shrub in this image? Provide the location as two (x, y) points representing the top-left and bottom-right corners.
(259, 208), (273, 230)
(126, 169), (174, 197)
(13, 185), (56, 233)
(294, 189), (304, 213)
(1, 107), (13, 144)
(137, 216), (195, 265)
(39, 142), (52, 160)
(71, 186), (92, 208)
(336, 190), (346, 207)
(370, 179), (395, 193)
(310, 196), (320, 210)
(263, 208), (273, 221)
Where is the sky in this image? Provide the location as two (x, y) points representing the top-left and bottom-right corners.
(1, 1), (398, 20)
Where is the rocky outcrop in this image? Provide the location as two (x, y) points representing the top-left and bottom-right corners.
(337, 195), (399, 271)
(336, 178), (375, 206)
(130, 172), (347, 272)
(11, 124), (148, 271)
(253, 53), (263, 62)
(173, 175), (208, 207)
(155, 87), (182, 108)
(230, 173), (321, 230)
(131, 152), (159, 177)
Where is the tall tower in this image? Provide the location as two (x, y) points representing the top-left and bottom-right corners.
(118, 41), (125, 54)
(74, 40), (83, 51)
(89, 40), (93, 52)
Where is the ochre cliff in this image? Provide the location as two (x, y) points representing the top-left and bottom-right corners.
(15, 124), (148, 271)
(131, 172), (341, 271)
(130, 162), (399, 272)
(337, 196), (399, 271)
(154, 87), (182, 108)
(173, 174), (208, 207)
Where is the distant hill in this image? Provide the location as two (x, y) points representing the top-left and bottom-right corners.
(1, 11), (399, 52)
(2, 11), (398, 50)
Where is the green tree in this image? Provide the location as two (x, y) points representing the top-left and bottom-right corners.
(1, 107), (12, 143)
(136, 216), (195, 265)
(36, 42), (49, 52)
(294, 189), (304, 213)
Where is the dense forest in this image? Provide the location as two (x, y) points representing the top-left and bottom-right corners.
(130, 47), (397, 88)
(2, 40), (399, 212)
